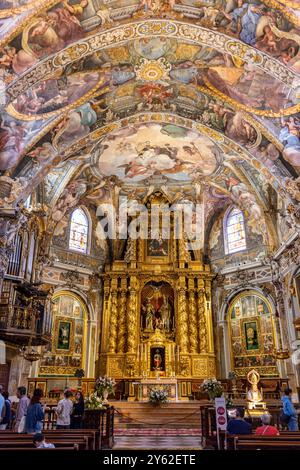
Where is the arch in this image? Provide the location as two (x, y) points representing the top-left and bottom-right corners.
(10, 113), (294, 211)
(223, 206), (247, 255)
(68, 207), (90, 254)
(39, 290), (88, 376)
(224, 289), (279, 378)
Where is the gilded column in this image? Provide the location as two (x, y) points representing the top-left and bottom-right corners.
(197, 280), (208, 353)
(117, 282), (127, 353)
(177, 277), (188, 353)
(127, 276), (138, 353)
(108, 279), (118, 353)
(188, 279), (198, 353)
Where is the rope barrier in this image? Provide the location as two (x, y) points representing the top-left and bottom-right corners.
(115, 408), (200, 427)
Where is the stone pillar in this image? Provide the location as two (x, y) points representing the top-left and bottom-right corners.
(188, 279), (198, 353)
(205, 279), (214, 353)
(219, 320), (231, 377)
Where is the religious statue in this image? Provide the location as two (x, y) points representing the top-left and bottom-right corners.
(153, 349), (162, 370)
(159, 294), (171, 331)
(246, 369), (266, 413)
(143, 298), (154, 330)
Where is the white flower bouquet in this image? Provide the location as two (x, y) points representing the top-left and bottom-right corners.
(200, 378), (223, 400)
(149, 387), (168, 405)
(84, 392), (105, 410)
(95, 376), (116, 396)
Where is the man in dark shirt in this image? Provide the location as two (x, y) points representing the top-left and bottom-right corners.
(227, 407), (252, 435)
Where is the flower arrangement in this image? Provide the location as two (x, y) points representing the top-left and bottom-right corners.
(84, 392), (105, 410)
(95, 376), (116, 397)
(149, 387), (168, 405)
(200, 378), (223, 400)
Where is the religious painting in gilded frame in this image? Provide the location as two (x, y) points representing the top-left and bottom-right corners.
(53, 316), (74, 354)
(243, 320), (259, 351)
(147, 237), (169, 257)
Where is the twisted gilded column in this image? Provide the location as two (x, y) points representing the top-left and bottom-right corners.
(108, 289), (118, 353)
(177, 278), (188, 353)
(127, 277), (138, 353)
(188, 280), (198, 353)
(117, 288), (127, 353)
(197, 283), (208, 353)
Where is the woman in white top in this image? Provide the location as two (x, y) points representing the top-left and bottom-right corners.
(55, 390), (73, 429)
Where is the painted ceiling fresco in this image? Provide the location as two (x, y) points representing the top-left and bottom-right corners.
(1, 0), (300, 248)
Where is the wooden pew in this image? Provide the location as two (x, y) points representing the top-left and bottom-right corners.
(233, 435), (300, 450)
(0, 439), (88, 450)
(223, 431), (300, 450)
(0, 446), (79, 451)
(0, 429), (97, 450)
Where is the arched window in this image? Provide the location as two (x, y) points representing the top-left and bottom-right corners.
(69, 208), (89, 253)
(224, 207), (246, 254)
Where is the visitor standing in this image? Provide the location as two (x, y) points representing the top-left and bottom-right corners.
(56, 390), (73, 429)
(14, 386), (30, 432)
(25, 388), (45, 434)
(281, 387), (299, 431)
(71, 391), (84, 429)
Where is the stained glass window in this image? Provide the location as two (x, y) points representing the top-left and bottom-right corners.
(225, 207), (246, 254)
(69, 208), (89, 253)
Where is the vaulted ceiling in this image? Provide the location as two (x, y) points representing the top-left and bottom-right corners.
(1, 0), (300, 247)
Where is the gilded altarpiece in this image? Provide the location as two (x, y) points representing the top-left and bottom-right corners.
(99, 194), (216, 395)
(228, 291), (279, 378)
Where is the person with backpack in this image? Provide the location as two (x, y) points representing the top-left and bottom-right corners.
(55, 390), (73, 429)
(281, 387), (299, 431)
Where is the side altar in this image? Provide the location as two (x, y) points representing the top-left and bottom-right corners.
(98, 191), (216, 399)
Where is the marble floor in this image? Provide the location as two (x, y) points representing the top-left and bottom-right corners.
(113, 436), (202, 450)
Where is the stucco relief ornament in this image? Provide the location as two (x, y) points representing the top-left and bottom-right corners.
(61, 269), (81, 288)
(0, 176), (27, 207)
(134, 58), (171, 82)
(284, 177), (300, 203)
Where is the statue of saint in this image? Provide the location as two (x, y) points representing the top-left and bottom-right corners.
(143, 298), (154, 330)
(159, 294), (171, 331)
(247, 369), (263, 403)
(153, 349), (162, 370)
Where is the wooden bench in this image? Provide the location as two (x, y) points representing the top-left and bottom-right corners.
(234, 435), (300, 450)
(222, 431), (300, 450)
(0, 430), (97, 450)
(0, 446), (79, 451)
(0, 439), (88, 450)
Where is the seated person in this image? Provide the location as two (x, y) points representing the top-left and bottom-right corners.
(255, 413), (279, 436)
(33, 433), (55, 449)
(227, 407), (252, 435)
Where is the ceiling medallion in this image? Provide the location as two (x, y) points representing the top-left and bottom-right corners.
(135, 58), (171, 82)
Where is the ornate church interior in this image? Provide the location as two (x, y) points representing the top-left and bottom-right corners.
(2, 0), (300, 453)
